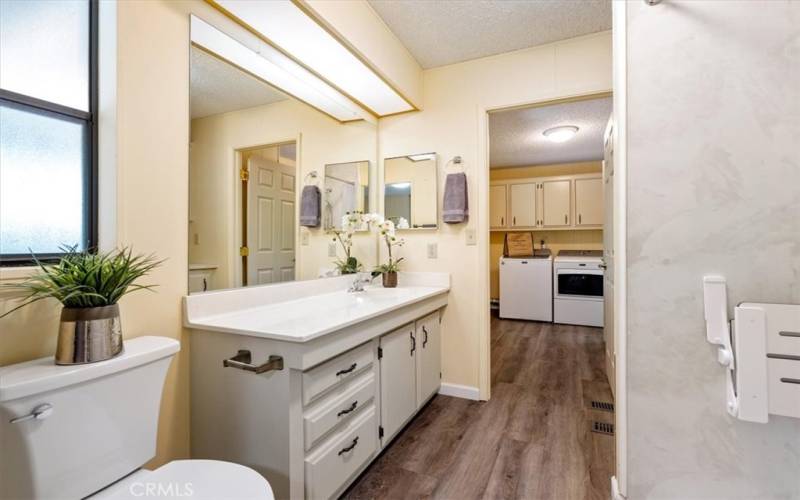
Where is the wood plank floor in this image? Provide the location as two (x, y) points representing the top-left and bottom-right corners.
(342, 316), (615, 500)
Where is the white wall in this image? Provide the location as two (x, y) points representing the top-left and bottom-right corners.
(625, 1), (800, 497)
(189, 98), (378, 286)
(378, 32), (612, 395)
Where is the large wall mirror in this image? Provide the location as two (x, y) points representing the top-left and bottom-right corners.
(324, 161), (370, 230)
(188, 16), (376, 293)
(383, 153), (438, 229)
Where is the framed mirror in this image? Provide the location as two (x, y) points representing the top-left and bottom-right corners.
(324, 160), (370, 230)
(383, 153), (438, 229)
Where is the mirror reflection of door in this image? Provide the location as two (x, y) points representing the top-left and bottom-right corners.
(384, 182), (412, 225)
(242, 143), (296, 286)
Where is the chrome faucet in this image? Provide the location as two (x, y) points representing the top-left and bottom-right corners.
(348, 275), (373, 293)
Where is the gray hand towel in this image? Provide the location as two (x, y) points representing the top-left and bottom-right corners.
(300, 185), (321, 227)
(443, 172), (468, 223)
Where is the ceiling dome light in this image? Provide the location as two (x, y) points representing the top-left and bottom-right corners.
(543, 125), (579, 143)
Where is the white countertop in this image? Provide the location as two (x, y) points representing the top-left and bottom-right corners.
(183, 273), (450, 343)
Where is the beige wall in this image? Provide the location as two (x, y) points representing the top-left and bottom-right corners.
(189, 98), (377, 286)
(379, 32), (612, 392)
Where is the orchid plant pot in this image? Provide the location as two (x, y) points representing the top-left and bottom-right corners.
(382, 271), (398, 288)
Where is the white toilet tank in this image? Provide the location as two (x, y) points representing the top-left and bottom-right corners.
(0, 336), (180, 499)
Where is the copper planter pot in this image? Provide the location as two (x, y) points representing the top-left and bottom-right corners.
(382, 271), (398, 288)
(56, 304), (123, 365)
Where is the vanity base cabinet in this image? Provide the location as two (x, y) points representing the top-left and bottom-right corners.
(378, 323), (418, 445)
(415, 312), (441, 407)
(190, 306), (445, 500)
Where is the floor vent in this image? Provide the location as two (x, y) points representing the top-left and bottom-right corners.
(590, 401), (615, 412)
(591, 421), (614, 436)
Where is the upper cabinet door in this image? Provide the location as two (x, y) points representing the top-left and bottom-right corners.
(415, 312), (441, 407)
(541, 180), (571, 227)
(379, 324), (417, 445)
(509, 183), (537, 227)
(575, 177), (603, 226)
(489, 184), (507, 228)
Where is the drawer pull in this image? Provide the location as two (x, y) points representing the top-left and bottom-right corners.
(779, 331), (800, 338)
(336, 363), (357, 377)
(410, 332), (416, 356)
(223, 350), (283, 374)
(337, 436), (359, 456)
(337, 401), (358, 417)
(422, 326), (429, 348)
(780, 377), (800, 385)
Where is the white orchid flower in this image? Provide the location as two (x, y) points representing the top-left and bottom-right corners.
(396, 217), (410, 229)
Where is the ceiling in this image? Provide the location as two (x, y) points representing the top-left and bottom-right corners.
(190, 47), (288, 119)
(489, 96), (612, 168)
(368, 0), (611, 69)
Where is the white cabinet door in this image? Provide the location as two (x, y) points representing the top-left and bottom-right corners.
(575, 177), (603, 226)
(541, 180), (571, 227)
(509, 183), (537, 227)
(379, 324), (417, 444)
(415, 312), (441, 407)
(489, 184), (507, 228)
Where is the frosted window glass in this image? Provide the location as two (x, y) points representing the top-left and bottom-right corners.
(0, 104), (86, 255)
(0, 0), (89, 110)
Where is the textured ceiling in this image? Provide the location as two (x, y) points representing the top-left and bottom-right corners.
(489, 96), (612, 168)
(190, 47), (288, 119)
(368, 0), (611, 69)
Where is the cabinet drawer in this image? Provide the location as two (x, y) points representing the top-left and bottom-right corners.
(303, 371), (375, 450)
(304, 405), (377, 500)
(303, 342), (374, 405)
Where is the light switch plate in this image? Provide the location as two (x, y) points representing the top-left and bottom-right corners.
(328, 243), (337, 257)
(427, 242), (438, 259)
(465, 228), (477, 246)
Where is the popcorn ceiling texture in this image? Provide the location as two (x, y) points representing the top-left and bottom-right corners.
(368, 0), (611, 69)
(489, 96), (611, 168)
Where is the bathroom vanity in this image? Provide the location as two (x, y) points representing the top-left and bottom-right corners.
(183, 273), (449, 500)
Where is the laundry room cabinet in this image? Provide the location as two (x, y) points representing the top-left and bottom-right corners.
(490, 173), (602, 231)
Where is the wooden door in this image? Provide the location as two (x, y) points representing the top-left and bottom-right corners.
(575, 177), (603, 226)
(489, 184), (507, 228)
(415, 312), (441, 407)
(246, 146), (296, 286)
(602, 118), (615, 396)
(541, 179), (571, 227)
(379, 324), (417, 444)
(509, 182), (536, 227)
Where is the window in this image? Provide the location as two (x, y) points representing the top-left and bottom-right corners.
(0, 0), (98, 264)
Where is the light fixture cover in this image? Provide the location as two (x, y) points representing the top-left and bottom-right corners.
(543, 125), (579, 143)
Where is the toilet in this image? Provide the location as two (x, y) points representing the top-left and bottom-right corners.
(0, 336), (274, 500)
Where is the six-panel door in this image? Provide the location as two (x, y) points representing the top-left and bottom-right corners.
(415, 312), (441, 407)
(379, 324), (417, 444)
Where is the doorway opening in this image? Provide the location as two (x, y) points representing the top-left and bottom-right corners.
(484, 93), (615, 494)
(237, 141), (297, 287)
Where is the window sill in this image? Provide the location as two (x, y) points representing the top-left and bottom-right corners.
(0, 266), (39, 282)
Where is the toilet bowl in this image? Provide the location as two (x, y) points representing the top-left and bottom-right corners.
(94, 460), (273, 499)
(0, 336), (272, 500)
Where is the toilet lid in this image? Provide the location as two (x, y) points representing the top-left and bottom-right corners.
(97, 460), (274, 500)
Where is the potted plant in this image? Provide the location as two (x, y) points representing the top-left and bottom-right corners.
(329, 212), (368, 275)
(374, 217), (408, 288)
(0, 246), (162, 365)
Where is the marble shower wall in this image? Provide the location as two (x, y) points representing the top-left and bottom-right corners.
(626, 1), (800, 498)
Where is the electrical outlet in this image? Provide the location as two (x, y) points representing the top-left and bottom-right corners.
(301, 230), (309, 246)
(465, 228), (477, 246)
(328, 243), (337, 258)
(427, 242), (438, 259)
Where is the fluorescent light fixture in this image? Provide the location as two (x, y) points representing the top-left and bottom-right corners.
(388, 182), (411, 189)
(191, 16), (371, 123)
(542, 125), (579, 143)
(211, 0), (415, 117)
(407, 154), (436, 162)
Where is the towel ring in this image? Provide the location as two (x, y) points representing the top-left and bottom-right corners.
(444, 156), (464, 172)
(304, 170), (319, 185)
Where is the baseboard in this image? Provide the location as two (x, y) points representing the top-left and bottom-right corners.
(611, 476), (626, 500)
(438, 383), (480, 400)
